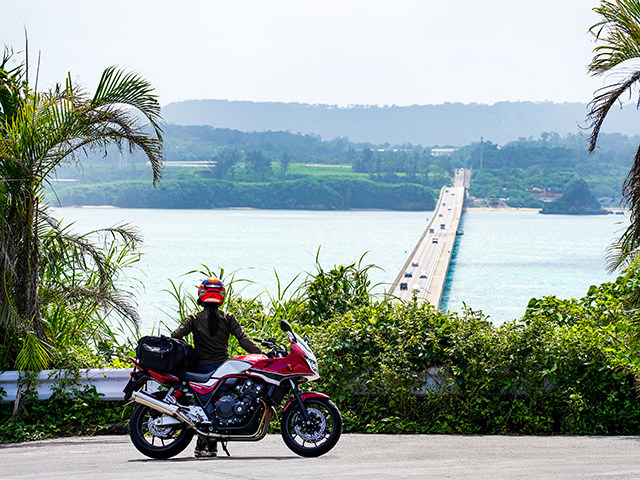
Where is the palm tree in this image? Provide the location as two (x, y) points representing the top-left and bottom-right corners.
(0, 46), (164, 369)
(587, 0), (640, 270)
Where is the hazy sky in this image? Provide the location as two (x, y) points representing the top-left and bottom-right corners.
(4, 0), (606, 107)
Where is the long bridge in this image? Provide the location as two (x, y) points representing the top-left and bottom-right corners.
(389, 168), (468, 308)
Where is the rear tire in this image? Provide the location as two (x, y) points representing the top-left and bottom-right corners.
(281, 397), (342, 457)
(129, 392), (194, 459)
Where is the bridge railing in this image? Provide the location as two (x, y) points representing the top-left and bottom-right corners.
(390, 185), (448, 291)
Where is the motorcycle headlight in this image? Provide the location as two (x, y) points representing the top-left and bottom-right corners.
(305, 355), (319, 375)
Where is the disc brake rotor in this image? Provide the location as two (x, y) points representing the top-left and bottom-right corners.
(294, 407), (327, 442)
(147, 415), (174, 437)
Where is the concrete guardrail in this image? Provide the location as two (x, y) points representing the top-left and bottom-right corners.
(0, 368), (134, 403)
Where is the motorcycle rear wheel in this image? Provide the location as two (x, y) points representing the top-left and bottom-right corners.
(129, 391), (194, 459)
(281, 397), (342, 457)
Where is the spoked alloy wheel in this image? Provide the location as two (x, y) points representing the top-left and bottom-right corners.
(129, 392), (194, 459)
(281, 397), (342, 457)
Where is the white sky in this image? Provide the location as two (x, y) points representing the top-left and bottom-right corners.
(4, 0), (607, 107)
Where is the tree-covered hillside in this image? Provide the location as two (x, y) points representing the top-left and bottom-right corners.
(462, 133), (635, 207)
(161, 99), (640, 146)
(50, 125), (637, 210)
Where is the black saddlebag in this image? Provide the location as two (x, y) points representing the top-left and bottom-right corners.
(135, 335), (196, 378)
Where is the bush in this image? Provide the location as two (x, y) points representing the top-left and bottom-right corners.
(0, 380), (133, 443)
(3, 263), (640, 442)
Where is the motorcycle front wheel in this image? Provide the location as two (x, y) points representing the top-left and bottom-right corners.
(281, 396), (342, 457)
(129, 392), (194, 459)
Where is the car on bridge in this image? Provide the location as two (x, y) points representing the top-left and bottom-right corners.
(404, 272), (412, 277)
(432, 238), (438, 243)
(420, 271), (428, 278)
(400, 282), (408, 290)
(411, 262), (419, 267)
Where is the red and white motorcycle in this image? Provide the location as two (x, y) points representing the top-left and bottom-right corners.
(123, 320), (342, 458)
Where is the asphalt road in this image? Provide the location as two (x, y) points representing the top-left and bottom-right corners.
(2, 434), (640, 479)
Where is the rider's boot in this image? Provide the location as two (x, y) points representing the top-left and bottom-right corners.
(194, 436), (217, 458)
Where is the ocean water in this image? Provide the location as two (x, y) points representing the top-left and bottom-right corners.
(50, 207), (627, 332)
(441, 209), (629, 323)
(51, 207), (428, 332)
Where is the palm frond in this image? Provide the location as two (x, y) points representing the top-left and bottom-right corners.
(589, 0), (640, 75)
(15, 329), (51, 371)
(587, 70), (640, 154)
(588, 1), (640, 271)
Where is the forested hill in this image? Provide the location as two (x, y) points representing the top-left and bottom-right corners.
(162, 100), (640, 146)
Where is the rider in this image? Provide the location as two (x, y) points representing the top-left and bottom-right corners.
(171, 277), (263, 458)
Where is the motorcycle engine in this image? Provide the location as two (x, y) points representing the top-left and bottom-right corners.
(213, 378), (265, 427)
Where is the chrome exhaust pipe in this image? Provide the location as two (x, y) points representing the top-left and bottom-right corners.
(132, 390), (196, 427)
(132, 391), (275, 441)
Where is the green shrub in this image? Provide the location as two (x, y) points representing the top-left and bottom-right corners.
(3, 262), (640, 442)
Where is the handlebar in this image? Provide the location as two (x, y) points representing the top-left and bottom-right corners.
(253, 337), (288, 358)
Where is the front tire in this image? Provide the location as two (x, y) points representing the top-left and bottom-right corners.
(281, 397), (342, 457)
(129, 392), (194, 459)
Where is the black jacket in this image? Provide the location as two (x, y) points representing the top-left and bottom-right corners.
(171, 307), (262, 365)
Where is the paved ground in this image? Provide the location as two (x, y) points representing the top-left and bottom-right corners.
(2, 434), (640, 479)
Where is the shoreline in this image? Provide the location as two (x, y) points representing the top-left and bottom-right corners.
(464, 207), (540, 211)
(63, 205), (628, 214)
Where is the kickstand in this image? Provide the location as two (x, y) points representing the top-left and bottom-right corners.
(221, 441), (231, 457)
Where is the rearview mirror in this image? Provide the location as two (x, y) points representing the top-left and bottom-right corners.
(280, 320), (292, 332)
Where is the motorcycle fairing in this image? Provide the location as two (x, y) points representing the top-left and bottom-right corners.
(248, 343), (320, 383)
(148, 369), (180, 385)
(189, 358), (258, 395)
(234, 353), (267, 362)
(282, 391), (330, 414)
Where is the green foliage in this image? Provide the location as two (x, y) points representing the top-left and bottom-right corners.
(310, 278), (640, 434)
(464, 133), (636, 207)
(0, 46), (163, 371)
(53, 177), (437, 211)
(0, 382), (133, 442)
(154, 261), (640, 436)
(53, 128), (634, 212)
(586, 1), (640, 268)
(540, 179), (609, 215)
(4, 259), (640, 441)
(296, 253), (380, 325)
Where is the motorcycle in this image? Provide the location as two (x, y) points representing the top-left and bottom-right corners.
(123, 320), (342, 458)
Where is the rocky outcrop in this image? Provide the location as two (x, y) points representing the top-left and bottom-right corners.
(540, 179), (610, 215)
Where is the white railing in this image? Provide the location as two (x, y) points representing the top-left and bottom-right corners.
(0, 366), (446, 403)
(0, 368), (133, 403)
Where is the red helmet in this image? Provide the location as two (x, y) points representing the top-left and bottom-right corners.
(198, 278), (226, 305)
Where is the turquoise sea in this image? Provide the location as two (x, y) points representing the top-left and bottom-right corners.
(51, 207), (628, 332)
(441, 209), (629, 323)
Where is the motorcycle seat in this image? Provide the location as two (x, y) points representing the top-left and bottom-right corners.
(184, 371), (212, 383)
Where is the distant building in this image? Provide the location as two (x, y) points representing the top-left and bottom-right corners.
(527, 187), (562, 203)
(534, 193), (563, 203)
(431, 148), (458, 157)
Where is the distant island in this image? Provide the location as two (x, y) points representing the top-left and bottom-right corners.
(49, 125), (633, 211)
(540, 179), (610, 215)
